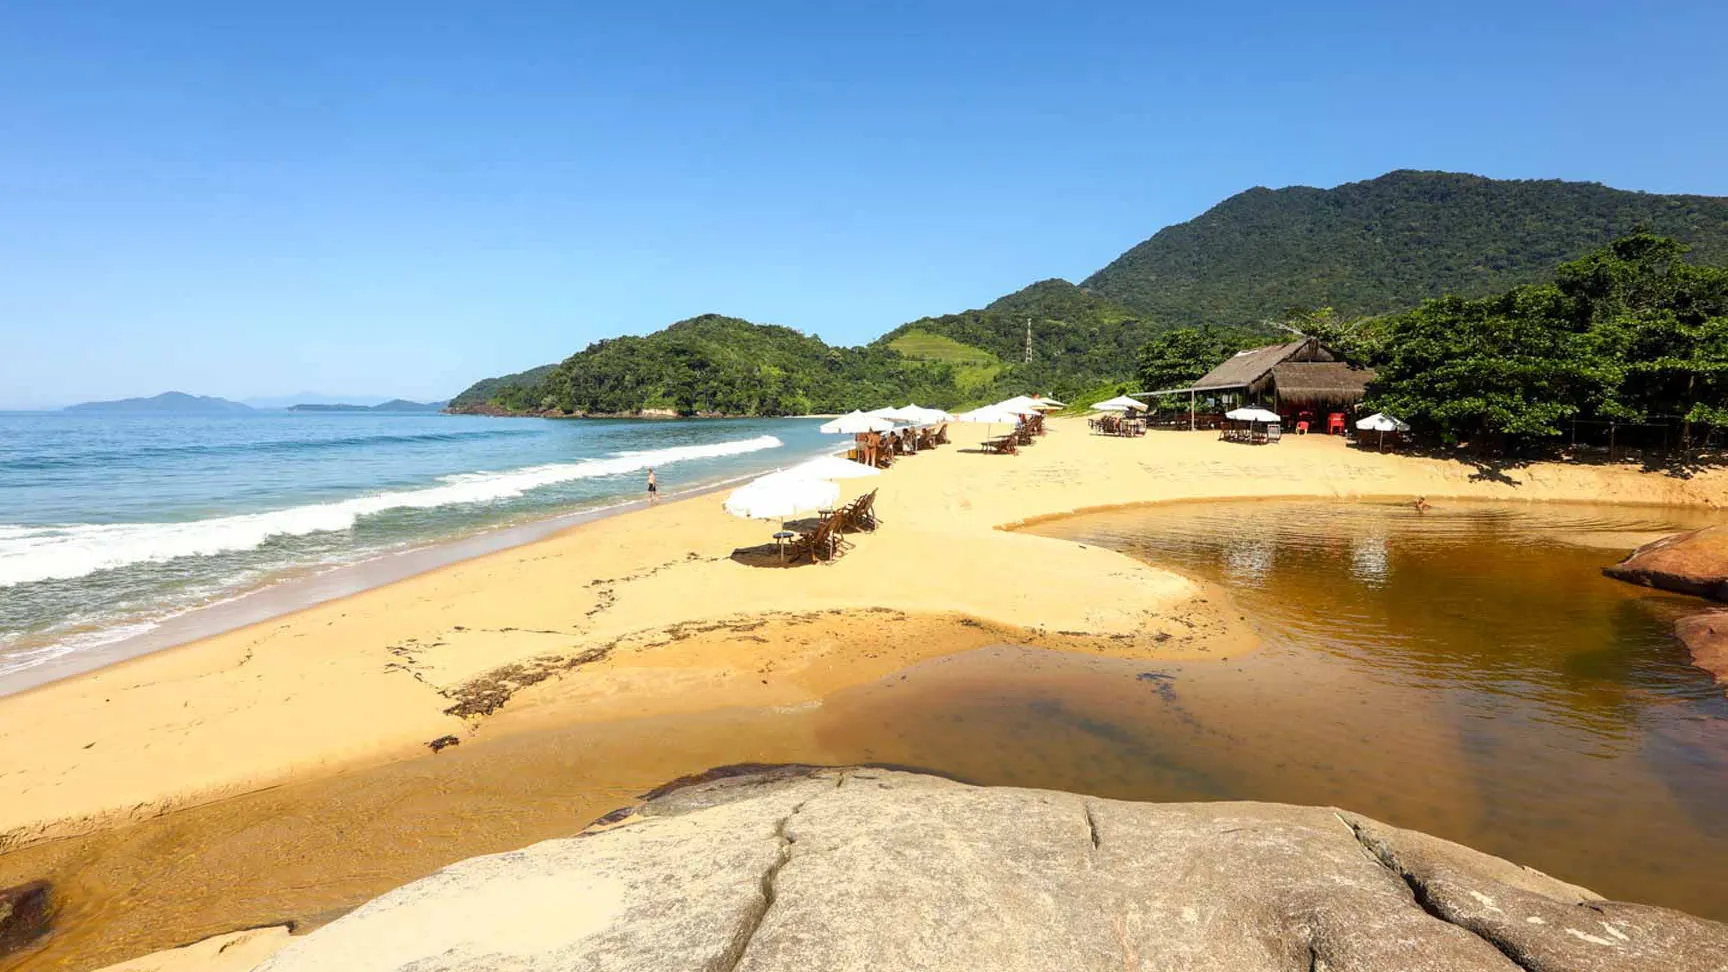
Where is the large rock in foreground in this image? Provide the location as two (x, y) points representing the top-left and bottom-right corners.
(259, 767), (1728, 972)
(1674, 611), (1728, 691)
(1604, 525), (1728, 601)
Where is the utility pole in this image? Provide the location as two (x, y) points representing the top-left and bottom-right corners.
(1024, 318), (1033, 363)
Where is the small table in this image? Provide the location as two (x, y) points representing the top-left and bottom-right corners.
(773, 530), (796, 562)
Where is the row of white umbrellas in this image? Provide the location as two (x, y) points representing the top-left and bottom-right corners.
(723, 454), (881, 521)
(819, 403), (955, 435)
(1221, 407), (1410, 431)
(731, 395), (1066, 522)
(954, 395), (1066, 425)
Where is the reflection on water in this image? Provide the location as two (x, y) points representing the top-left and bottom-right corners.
(1021, 500), (1728, 914)
(5, 501), (1728, 970)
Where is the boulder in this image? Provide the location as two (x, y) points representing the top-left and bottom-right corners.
(258, 767), (1728, 972)
(1674, 611), (1728, 691)
(1604, 526), (1728, 601)
(91, 926), (292, 972)
(0, 880), (52, 956)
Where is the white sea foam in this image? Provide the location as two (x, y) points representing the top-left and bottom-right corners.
(0, 434), (782, 587)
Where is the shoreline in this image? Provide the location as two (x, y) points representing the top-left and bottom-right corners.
(0, 471), (776, 699)
(4, 423), (1727, 856)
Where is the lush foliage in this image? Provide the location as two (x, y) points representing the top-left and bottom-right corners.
(448, 364), (557, 410)
(455, 315), (971, 417)
(1084, 171), (1728, 328)
(1368, 235), (1728, 443)
(448, 173), (1728, 425)
(1135, 326), (1265, 392)
(873, 279), (1230, 400)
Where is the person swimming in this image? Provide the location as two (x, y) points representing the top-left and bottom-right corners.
(1413, 496), (1431, 512)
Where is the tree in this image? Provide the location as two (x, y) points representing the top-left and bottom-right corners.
(1135, 327), (1244, 392)
(1368, 287), (1604, 445)
(1275, 306), (1392, 366)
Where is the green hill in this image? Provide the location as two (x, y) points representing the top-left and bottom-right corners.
(873, 279), (1208, 397)
(449, 171), (1728, 419)
(447, 364), (558, 412)
(453, 314), (970, 417)
(1082, 170), (1728, 327)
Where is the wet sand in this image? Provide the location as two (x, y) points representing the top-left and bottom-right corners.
(4, 424), (1728, 969)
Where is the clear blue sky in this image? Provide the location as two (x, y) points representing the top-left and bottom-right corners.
(2, 1), (1725, 408)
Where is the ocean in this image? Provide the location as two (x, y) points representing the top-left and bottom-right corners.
(0, 411), (833, 684)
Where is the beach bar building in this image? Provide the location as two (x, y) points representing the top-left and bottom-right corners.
(1139, 337), (1376, 433)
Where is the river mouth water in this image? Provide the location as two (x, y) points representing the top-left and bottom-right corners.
(4, 499), (1727, 969)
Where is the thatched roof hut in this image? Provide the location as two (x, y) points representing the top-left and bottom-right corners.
(1140, 336), (1377, 417)
(1140, 338), (1382, 425)
(1183, 340), (1321, 397)
(1269, 361), (1377, 409)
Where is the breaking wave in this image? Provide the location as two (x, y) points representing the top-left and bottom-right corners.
(0, 434), (781, 587)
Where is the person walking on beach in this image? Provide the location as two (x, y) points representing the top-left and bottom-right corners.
(647, 468), (658, 504)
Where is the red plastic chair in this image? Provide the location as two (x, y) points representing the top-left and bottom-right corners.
(1327, 413), (1346, 435)
(1295, 420), (1310, 435)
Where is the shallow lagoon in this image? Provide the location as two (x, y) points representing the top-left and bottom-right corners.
(5, 499), (1726, 969)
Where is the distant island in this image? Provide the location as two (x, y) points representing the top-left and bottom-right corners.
(288, 399), (447, 413)
(65, 392), (254, 414)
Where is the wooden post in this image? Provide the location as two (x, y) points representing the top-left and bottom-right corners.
(1189, 389), (1196, 431)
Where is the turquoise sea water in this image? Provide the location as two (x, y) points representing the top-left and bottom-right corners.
(0, 411), (831, 680)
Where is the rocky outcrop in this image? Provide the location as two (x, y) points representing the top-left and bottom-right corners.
(1604, 526), (1728, 601)
(0, 880), (52, 955)
(92, 926), (291, 972)
(1674, 611), (1728, 691)
(257, 767), (1728, 972)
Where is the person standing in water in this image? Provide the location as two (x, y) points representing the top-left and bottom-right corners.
(647, 467), (658, 504)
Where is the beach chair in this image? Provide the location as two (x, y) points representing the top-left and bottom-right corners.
(838, 488), (880, 533)
(934, 423), (949, 444)
(790, 511), (850, 563)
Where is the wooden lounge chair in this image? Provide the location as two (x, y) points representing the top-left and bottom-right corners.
(790, 510), (851, 563)
(934, 423), (949, 444)
(983, 434), (1018, 455)
(841, 489), (880, 533)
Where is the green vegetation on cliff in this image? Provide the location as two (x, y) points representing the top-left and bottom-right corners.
(1083, 170), (1728, 328)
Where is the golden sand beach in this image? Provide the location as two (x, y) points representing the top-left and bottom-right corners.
(4, 420), (1725, 851)
(3, 420), (1727, 970)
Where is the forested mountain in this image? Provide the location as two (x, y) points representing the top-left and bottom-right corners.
(449, 171), (1728, 418)
(452, 314), (969, 416)
(1082, 170), (1728, 327)
(447, 364), (558, 410)
(872, 279), (1200, 396)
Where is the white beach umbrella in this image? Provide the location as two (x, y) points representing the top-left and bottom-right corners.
(955, 404), (1026, 424)
(899, 404), (954, 424)
(1091, 395), (1148, 412)
(1032, 396), (1066, 409)
(997, 395), (1056, 413)
(723, 472), (840, 521)
(991, 399), (1043, 417)
(876, 405), (929, 424)
(1355, 412), (1410, 432)
(1356, 412), (1410, 451)
(788, 455), (882, 480)
(819, 410), (898, 434)
(1225, 406), (1282, 423)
